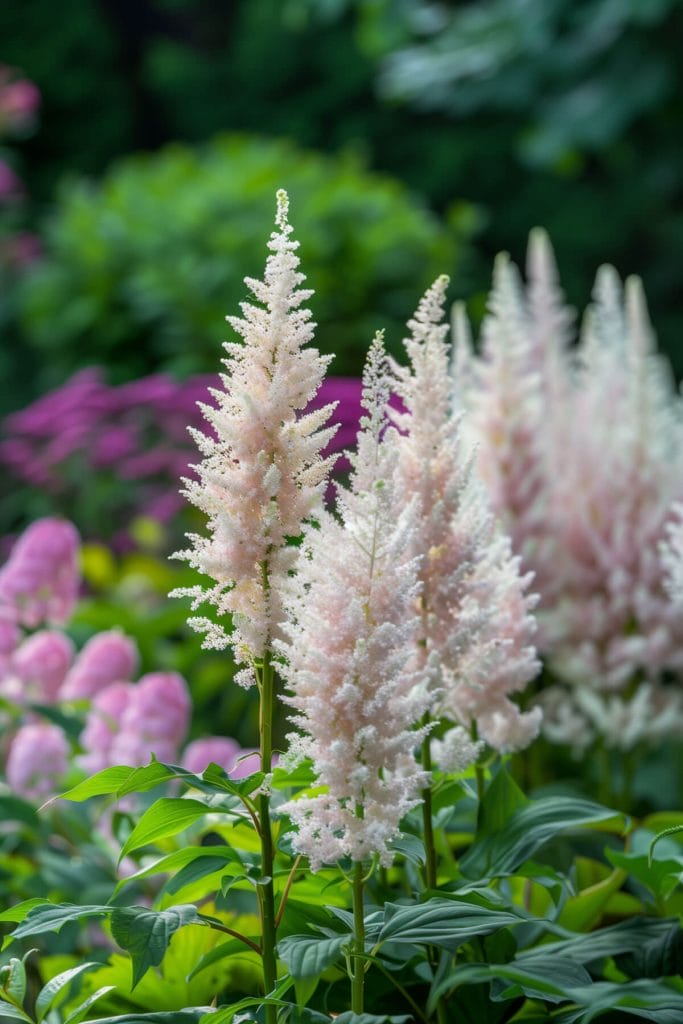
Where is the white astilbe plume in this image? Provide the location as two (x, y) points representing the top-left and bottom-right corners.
(276, 334), (431, 870)
(390, 276), (541, 754)
(171, 190), (338, 682)
(661, 504), (683, 604)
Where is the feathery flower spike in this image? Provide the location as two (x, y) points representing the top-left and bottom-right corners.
(277, 332), (431, 870)
(171, 190), (338, 683)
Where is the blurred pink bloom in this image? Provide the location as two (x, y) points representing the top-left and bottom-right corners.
(0, 158), (22, 200)
(0, 609), (20, 673)
(182, 736), (241, 775)
(79, 681), (135, 773)
(0, 66), (40, 129)
(109, 671), (191, 766)
(59, 629), (138, 701)
(0, 518), (80, 627)
(7, 630), (74, 704)
(6, 722), (69, 801)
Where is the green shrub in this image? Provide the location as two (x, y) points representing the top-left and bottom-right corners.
(17, 133), (472, 390)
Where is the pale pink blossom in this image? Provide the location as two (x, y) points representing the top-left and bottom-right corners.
(59, 629), (138, 701)
(0, 518), (80, 628)
(0, 609), (20, 674)
(172, 190), (337, 685)
(459, 235), (683, 748)
(79, 681), (135, 774)
(390, 276), (540, 753)
(278, 335), (431, 870)
(109, 671), (191, 766)
(4, 630), (74, 704)
(6, 722), (69, 801)
(182, 736), (264, 778)
(660, 504), (683, 604)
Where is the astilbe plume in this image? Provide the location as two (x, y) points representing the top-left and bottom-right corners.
(390, 276), (540, 754)
(172, 190), (337, 685)
(277, 335), (431, 870)
(460, 235), (683, 750)
(661, 505), (683, 604)
(6, 722), (69, 801)
(59, 629), (139, 701)
(2, 630), (74, 704)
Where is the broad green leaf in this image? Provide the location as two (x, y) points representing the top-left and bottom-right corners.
(608, 846), (683, 899)
(0, 899), (50, 925)
(553, 978), (683, 1023)
(201, 763), (264, 798)
(185, 938), (255, 981)
(556, 867), (627, 931)
(0, 1001), (32, 1021)
(36, 962), (100, 1022)
(110, 904), (201, 988)
(86, 1012), (212, 1023)
(59, 762), (176, 802)
(334, 1016), (413, 1023)
(1, 956), (28, 1006)
(430, 956), (592, 1010)
(517, 916), (679, 966)
(5, 904), (111, 947)
(461, 796), (625, 877)
(278, 933), (350, 979)
(477, 768), (528, 837)
(119, 798), (214, 859)
(63, 986), (117, 1024)
(389, 833), (426, 866)
(113, 844), (245, 896)
(614, 920), (683, 979)
(379, 898), (523, 951)
(271, 760), (316, 790)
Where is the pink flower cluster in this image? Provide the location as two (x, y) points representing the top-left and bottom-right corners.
(457, 231), (683, 749)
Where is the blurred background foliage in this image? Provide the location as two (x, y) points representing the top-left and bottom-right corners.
(1, 0), (683, 416)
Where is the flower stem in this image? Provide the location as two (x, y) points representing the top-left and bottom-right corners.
(351, 859), (366, 1014)
(421, 719), (437, 891)
(470, 721), (486, 804)
(258, 646), (278, 1024)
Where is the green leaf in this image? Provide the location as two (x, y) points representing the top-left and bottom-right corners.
(461, 796), (626, 878)
(0, 899), (50, 925)
(5, 904), (111, 947)
(110, 904), (201, 988)
(63, 986), (117, 1024)
(614, 920), (683, 979)
(333, 1016), (412, 1023)
(113, 844), (245, 896)
(85, 1012), (212, 1024)
(0, 955), (28, 1006)
(185, 938), (253, 981)
(556, 867), (628, 931)
(201, 763), (264, 798)
(119, 798), (214, 860)
(388, 833), (426, 866)
(516, 916), (679, 966)
(649, 825), (683, 866)
(59, 762), (176, 802)
(430, 956), (592, 1010)
(553, 978), (683, 1023)
(608, 846), (683, 900)
(477, 768), (528, 837)
(0, 1001), (32, 1021)
(278, 933), (350, 979)
(36, 962), (100, 1022)
(0, 795), (40, 828)
(379, 897), (523, 951)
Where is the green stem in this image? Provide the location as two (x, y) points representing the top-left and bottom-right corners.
(351, 859), (366, 1014)
(258, 648), (278, 1024)
(471, 721), (485, 805)
(421, 721), (437, 891)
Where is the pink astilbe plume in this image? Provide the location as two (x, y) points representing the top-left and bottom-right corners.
(390, 276), (540, 754)
(6, 722), (69, 801)
(79, 681), (134, 774)
(277, 334), (431, 871)
(661, 504), (683, 604)
(462, 235), (683, 750)
(0, 518), (80, 627)
(172, 190), (338, 686)
(59, 629), (139, 701)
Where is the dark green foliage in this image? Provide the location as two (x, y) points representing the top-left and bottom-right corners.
(14, 134), (467, 396)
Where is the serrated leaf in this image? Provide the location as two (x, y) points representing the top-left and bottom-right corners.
(119, 798), (214, 860)
(63, 986), (117, 1024)
(379, 898), (523, 951)
(461, 796), (625, 877)
(110, 904), (201, 988)
(278, 933), (349, 979)
(35, 961), (100, 1022)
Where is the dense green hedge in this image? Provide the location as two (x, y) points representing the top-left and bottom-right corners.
(15, 133), (471, 393)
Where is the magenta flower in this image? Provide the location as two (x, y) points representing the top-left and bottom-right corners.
(0, 518), (80, 628)
(59, 629), (138, 701)
(6, 722), (69, 802)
